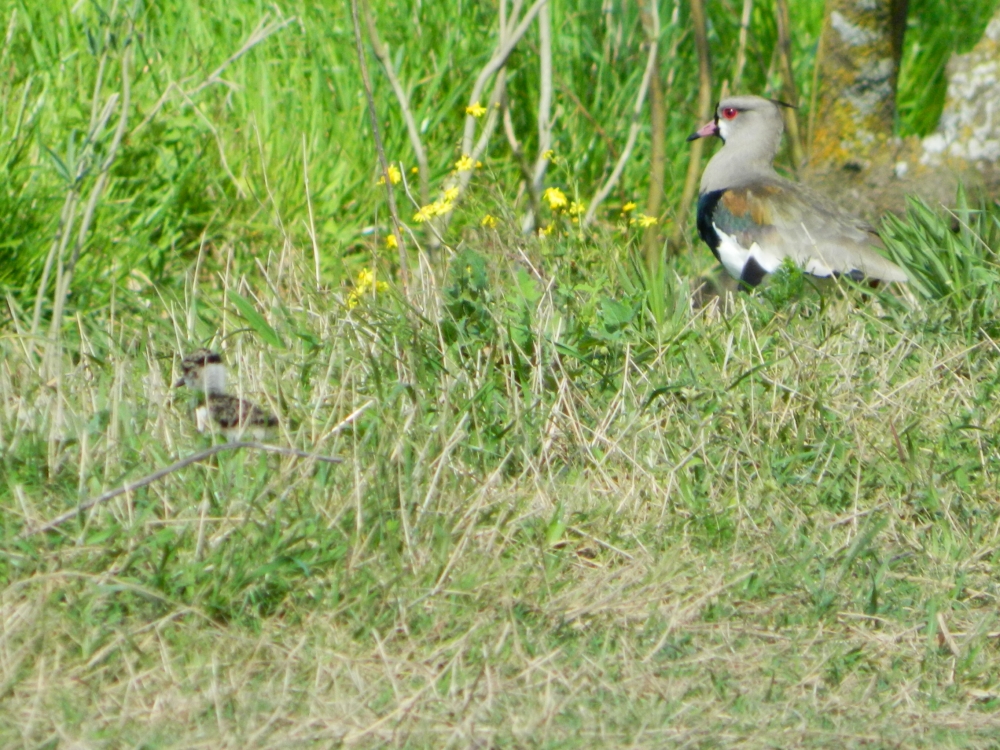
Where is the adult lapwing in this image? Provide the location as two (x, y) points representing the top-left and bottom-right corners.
(688, 95), (907, 287)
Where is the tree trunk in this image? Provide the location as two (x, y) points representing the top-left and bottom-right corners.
(809, 0), (908, 169)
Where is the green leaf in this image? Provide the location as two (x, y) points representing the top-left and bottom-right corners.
(600, 297), (636, 332)
(229, 290), (284, 349)
(545, 505), (565, 547)
(515, 268), (541, 306)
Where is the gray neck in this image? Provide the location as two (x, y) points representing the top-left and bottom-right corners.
(700, 140), (780, 193)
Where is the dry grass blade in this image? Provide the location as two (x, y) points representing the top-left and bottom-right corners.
(22, 442), (342, 538)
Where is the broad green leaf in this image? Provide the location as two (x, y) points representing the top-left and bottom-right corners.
(229, 290), (284, 349)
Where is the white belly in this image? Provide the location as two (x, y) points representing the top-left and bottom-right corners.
(714, 224), (782, 281)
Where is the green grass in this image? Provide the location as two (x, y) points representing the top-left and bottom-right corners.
(4, 0), (1000, 746)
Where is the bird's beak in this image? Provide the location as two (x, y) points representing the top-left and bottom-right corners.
(687, 119), (719, 142)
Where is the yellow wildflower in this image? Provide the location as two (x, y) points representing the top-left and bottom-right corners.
(621, 201), (637, 214)
(385, 233), (398, 249)
(631, 214), (658, 228)
(413, 204), (436, 223)
(481, 214), (498, 228)
(537, 223), (555, 237)
(542, 149), (555, 162)
(568, 200), (586, 216)
(347, 268), (389, 309)
(466, 102), (487, 118)
(543, 187), (568, 210)
(454, 154), (476, 172)
(413, 196), (455, 223)
(376, 164), (402, 185)
(411, 166), (419, 174)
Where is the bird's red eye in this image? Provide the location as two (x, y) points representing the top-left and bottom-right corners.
(721, 107), (738, 120)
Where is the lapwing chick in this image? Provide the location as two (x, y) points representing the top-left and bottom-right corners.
(175, 349), (278, 441)
(687, 96), (908, 288)
(174, 348), (228, 392)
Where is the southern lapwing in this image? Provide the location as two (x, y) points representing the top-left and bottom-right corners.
(175, 348), (278, 441)
(687, 95), (907, 287)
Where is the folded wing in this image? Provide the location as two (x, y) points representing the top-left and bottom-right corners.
(706, 181), (908, 284)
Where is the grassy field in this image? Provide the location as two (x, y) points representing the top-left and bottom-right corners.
(4, 0), (1000, 747)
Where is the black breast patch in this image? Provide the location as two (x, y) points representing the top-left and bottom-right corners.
(696, 190), (725, 262)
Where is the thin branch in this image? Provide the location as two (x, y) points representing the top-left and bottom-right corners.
(436, 0), (542, 236)
(670, 0), (713, 250)
(732, 0), (753, 92)
(806, 21), (826, 160)
(642, 0), (666, 268)
(364, 3), (430, 208)
(31, 192), (79, 338)
(350, 0), (408, 289)
(50, 43), (134, 343)
(521, 1), (553, 234)
(582, 18), (658, 229)
(774, 0), (804, 170)
(462, 0), (547, 156)
(32, 34), (130, 343)
(503, 103), (542, 228)
(22, 442), (343, 538)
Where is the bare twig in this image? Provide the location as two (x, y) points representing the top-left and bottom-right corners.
(350, 0), (408, 290)
(503, 104), (542, 227)
(733, 0), (753, 92)
(31, 192), (80, 338)
(806, 22), (826, 159)
(49, 43), (134, 345)
(22, 441), (343, 538)
(670, 0), (713, 250)
(363, 3), (430, 208)
(582, 9), (658, 229)
(774, 0), (804, 170)
(641, 0), (666, 269)
(437, 0), (544, 236)
(521, 0), (553, 234)
(462, 0), (547, 155)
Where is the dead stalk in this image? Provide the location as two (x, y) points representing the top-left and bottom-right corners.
(350, 0), (409, 290)
(643, 0), (667, 267)
(774, 0), (804, 170)
(582, 1), (658, 229)
(22, 442), (342, 538)
(670, 0), (713, 250)
(438, 0), (545, 236)
(733, 0), (753, 92)
(521, 1), (553, 234)
(363, 3), (430, 208)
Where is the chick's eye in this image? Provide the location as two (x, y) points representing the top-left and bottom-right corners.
(721, 107), (738, 120)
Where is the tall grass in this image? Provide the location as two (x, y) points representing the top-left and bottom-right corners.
(2, 0), (992, 310)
